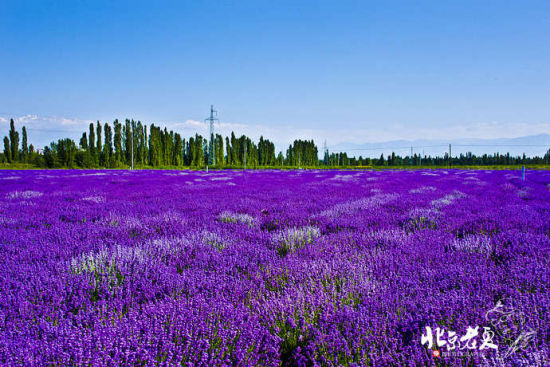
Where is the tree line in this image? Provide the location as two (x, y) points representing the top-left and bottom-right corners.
(1, 119), (316, 168)
(2, 118), (549, 168)
(324, 151), (550, 167)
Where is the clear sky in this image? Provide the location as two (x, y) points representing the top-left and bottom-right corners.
(1, 0), (549, 150)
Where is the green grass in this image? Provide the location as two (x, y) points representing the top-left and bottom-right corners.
(1, 162), (549, 170)
(370, 164), (550, 170)
(0, 163), (40, 170)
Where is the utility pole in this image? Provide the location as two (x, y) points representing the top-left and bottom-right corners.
(410, 146), (413, 166)
(244, 143), (247, 170)
(204, 105), (218, 167)
(323, 140), (328, 166)
(449, 144), (452, 168)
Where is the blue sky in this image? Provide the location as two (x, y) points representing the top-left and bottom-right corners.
(1, 0), (549, 151)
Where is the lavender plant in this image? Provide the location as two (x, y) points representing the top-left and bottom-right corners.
(0, 169), (548, 366)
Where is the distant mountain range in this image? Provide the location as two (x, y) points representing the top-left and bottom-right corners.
(330, 134), (550, 158)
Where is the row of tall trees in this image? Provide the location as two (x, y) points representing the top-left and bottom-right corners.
(1, 119), (286, 168)
(2, 117), (550, 168)
(322, 151), (550, 167)
(2, 119), (36, 164)
(286, 140), (318, 166)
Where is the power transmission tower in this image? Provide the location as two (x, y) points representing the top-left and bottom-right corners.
(204, 105), (219, 167)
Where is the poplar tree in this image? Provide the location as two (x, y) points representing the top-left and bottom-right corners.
(3, 136), (11, 163)
(103, 123), (113, 167)
(21, 126), (28, 162)
(174, 133), (183, 166)
(215, 134), (224, 166)
(136, 121), (145, 165)
(80, 132), (88, 149)
(124, 119), (132, 165)
(9, 119), (19, 162)
(88, 123), (96, 162)
(225, 137), (231, 165)
(231, 132), (238, 165)
(96, 121), (102, 155)
(113, 119), (122, 164)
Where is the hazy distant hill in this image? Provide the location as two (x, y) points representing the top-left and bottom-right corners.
(331, 134), (550, 158)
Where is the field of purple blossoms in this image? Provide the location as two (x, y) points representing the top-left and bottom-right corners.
(0, 169), (549, 366)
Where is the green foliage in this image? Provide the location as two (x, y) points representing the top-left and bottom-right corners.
(275, 226), (320, 256)
(2, 116), (549, 169)
(21, 126), (28, 163)
(9, 119), (19, 162)
(218, 211), (254, 227)
(3, 136), (11, 163)
(285, 139), (318, 167)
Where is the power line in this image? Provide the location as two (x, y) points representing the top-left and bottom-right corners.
(328, 143), (548, 152)
(453, 144), (549, 147)
(329, 144), (448, 152)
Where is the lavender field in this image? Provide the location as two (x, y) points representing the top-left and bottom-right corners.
(0, 169), (548, 366)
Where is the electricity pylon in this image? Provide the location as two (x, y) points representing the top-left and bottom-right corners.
(205, 105), (219, 166)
